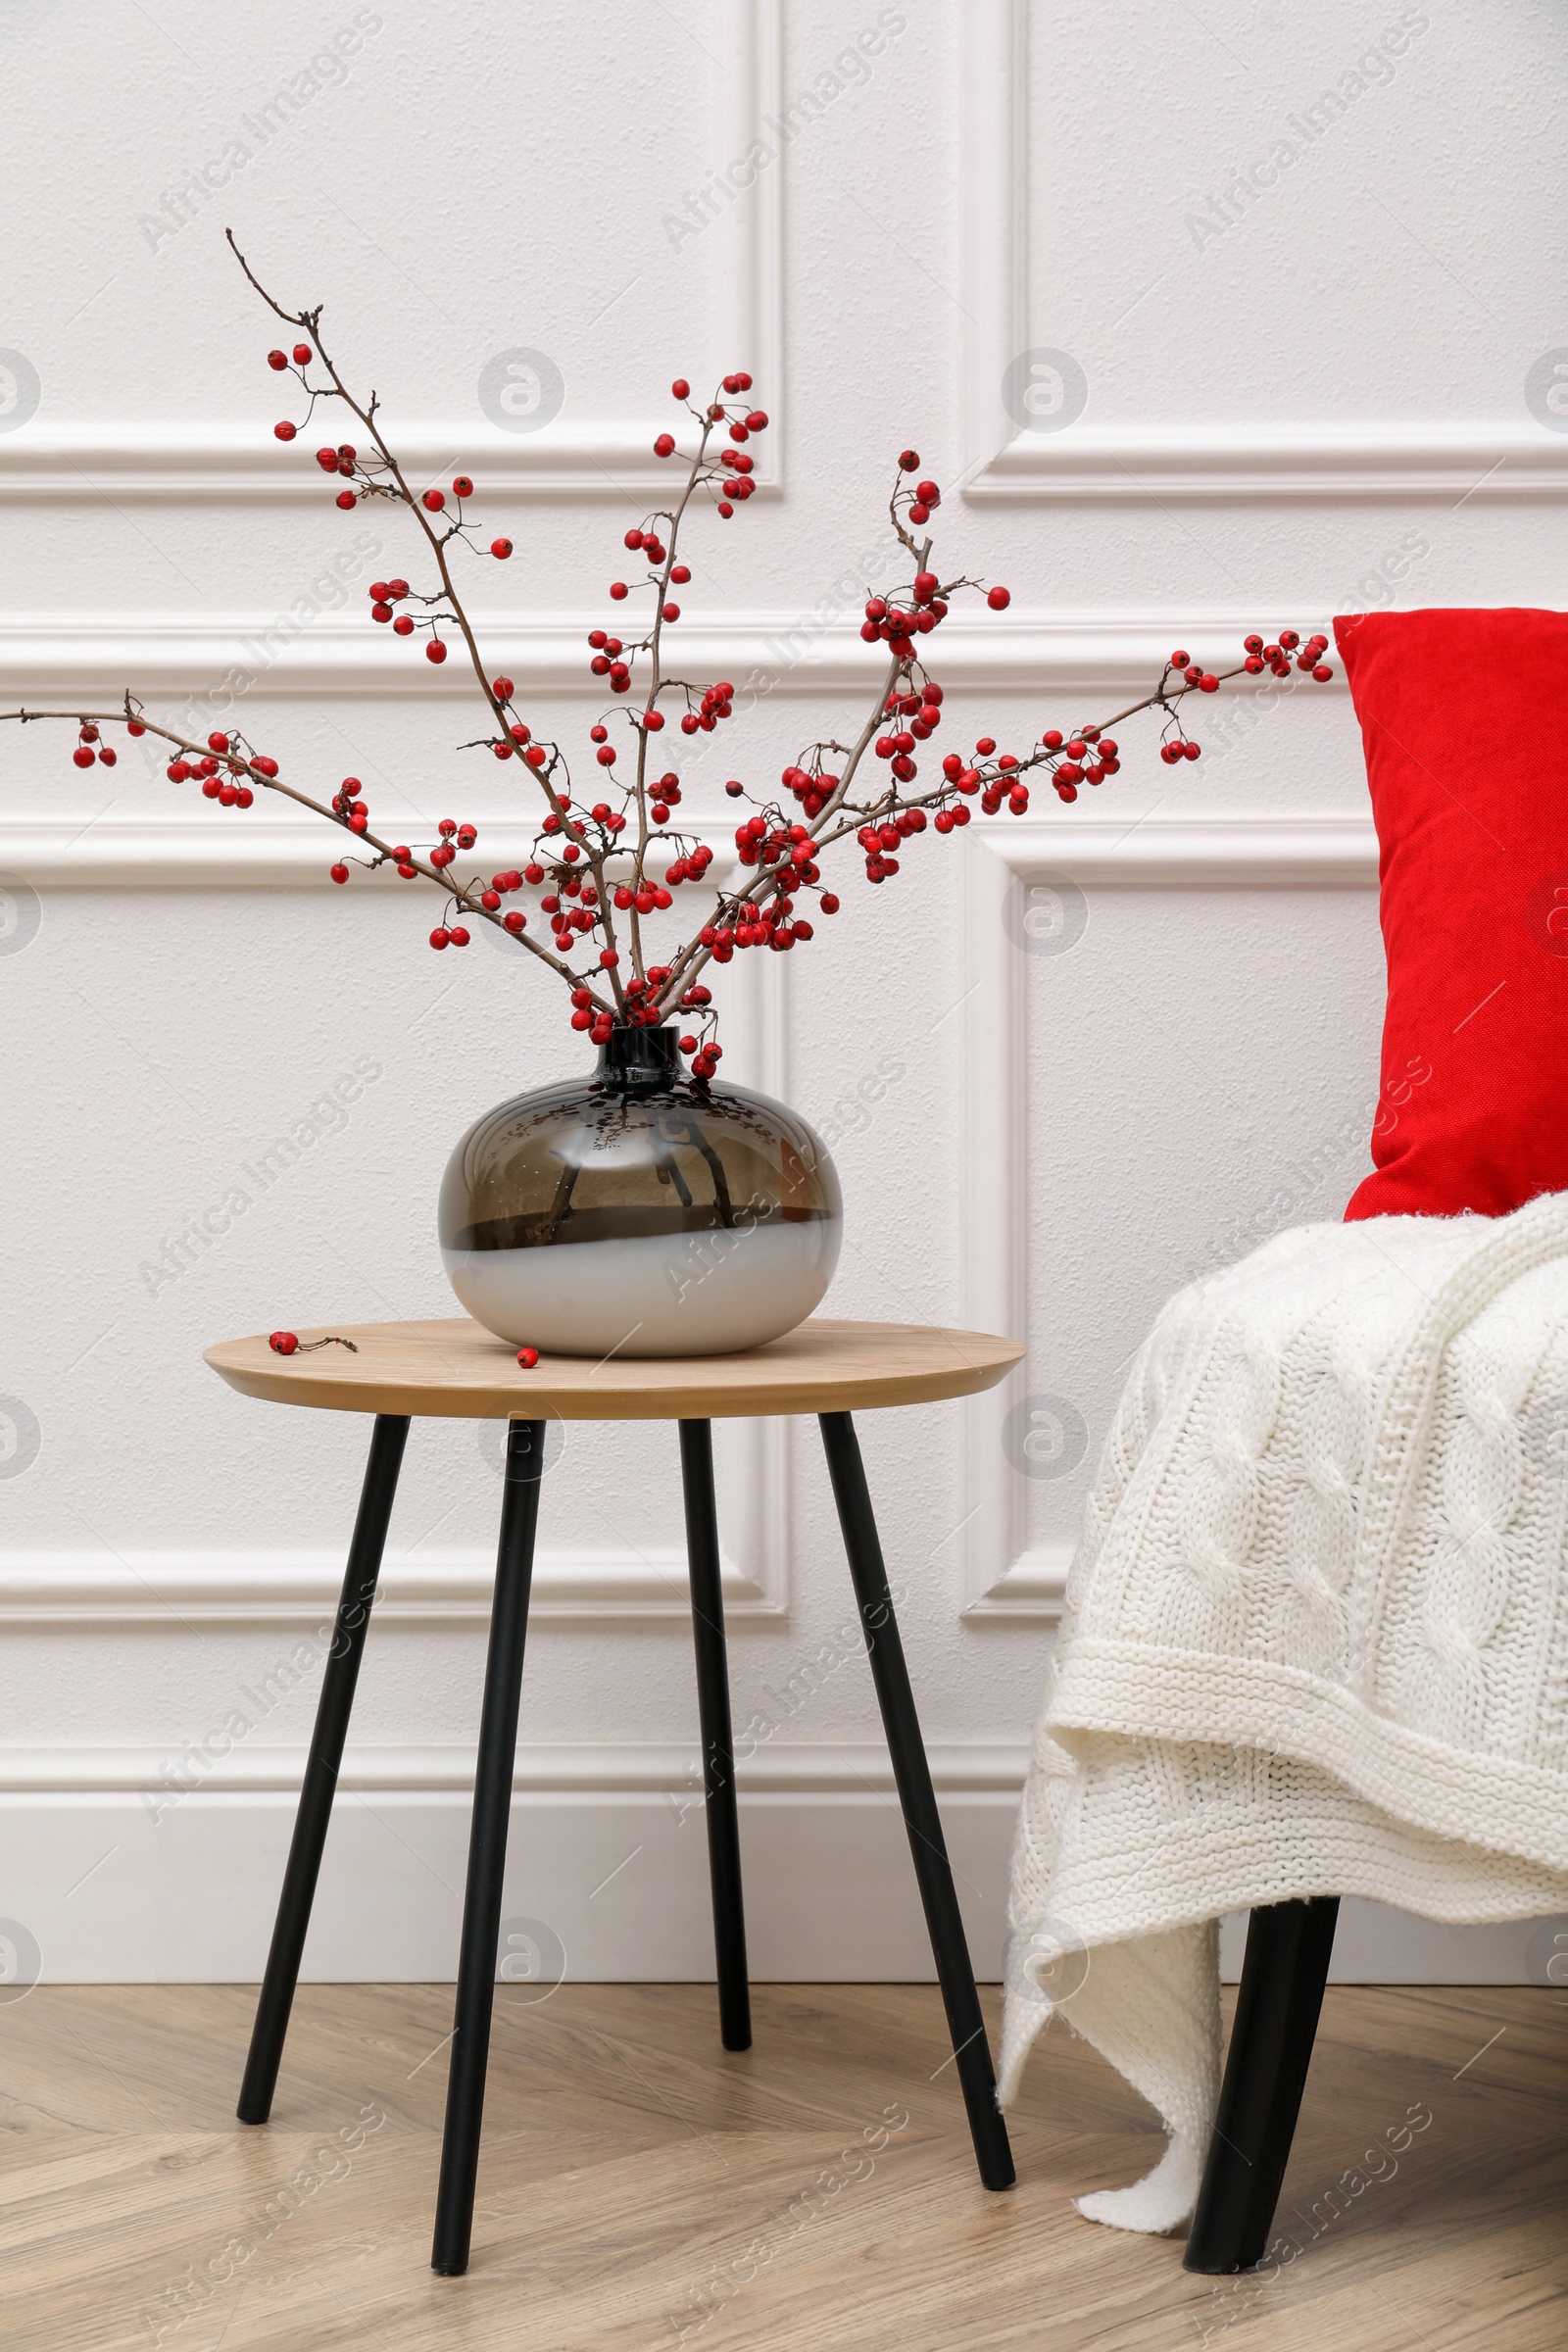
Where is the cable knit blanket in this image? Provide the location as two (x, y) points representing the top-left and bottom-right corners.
(999, 1189), (1568, 2234)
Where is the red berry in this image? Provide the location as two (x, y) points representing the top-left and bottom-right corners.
(671, 564), (690, 584)
(393, 615), (415, 635)
(491, 537), (513, 559)
(99, 746), (118, 767)
(422, 488), (445, 511)
(334, 490), (355, 510)
(429, 927), (451, 950)
(72, 746), (95, 768)
(1170, 649), (1190, 667)
(329, 861), (349, 884)
(517, 1347), (540, 1369)
(292, 343), (313, 365)
(273, 421), (297, 441)
(654, 433), (676, 458)
(267, 350), (287, 371)
(987, 586), (1011, 611)
(899, 449), (919, 471)
(426, 641), (447, 664)
(662, 602), (680, 622)
(1313, 662), (1333, 681)
(453, 475), (473, 498)
(450, 925), (470, 947)
(269, 1331), (299, 1355)
(671, 378), (690, 400)
(492, 676), (514, 699)
(126, 720), (146, 736)
(1200, 673), (1218, 693)
(610, 581), (629, 600)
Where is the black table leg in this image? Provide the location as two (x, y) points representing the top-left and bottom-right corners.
(677, 1419), (752, 2052)
(817, 1411), (1015, 2192)
(1184, 1896), (1341, 2274)
(238, 1411), (410, 2126)
(431, 1418), (547, 2278)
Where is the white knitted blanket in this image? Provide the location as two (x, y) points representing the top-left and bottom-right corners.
(999, 1189), (1568, 2234)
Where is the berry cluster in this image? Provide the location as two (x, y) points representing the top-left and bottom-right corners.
(166, 728), (260, 810)
(70, 720), (119, 772)
(3, 236), (1340, 1084)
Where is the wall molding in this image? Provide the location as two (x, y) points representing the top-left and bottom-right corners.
(0, 1541), (781, 1628)
(956, 0), (1566, 507)
(0, 606), (1362, 701)
(0, 2), (782, 508)
(965, 421), (1568, 506)
(0, 1738), (1030, 1795)
(966, 810), (1377, 887)
(953, 807), (1373, 1620)
(0, 422), (761, 507)
(0, 808), (1378, 890)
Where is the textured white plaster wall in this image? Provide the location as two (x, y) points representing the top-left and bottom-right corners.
(0, 0), (1564, 1982)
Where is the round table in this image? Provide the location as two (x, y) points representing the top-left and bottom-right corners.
(206, 1314), (1024, 2276)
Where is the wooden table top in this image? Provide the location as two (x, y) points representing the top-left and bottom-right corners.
(203, 1316), (1024, 1423)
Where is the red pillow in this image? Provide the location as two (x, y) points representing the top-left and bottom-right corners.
(1337, 607), (1568, 1222)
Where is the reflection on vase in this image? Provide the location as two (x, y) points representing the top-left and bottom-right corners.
(439, 1026), (843, 1357)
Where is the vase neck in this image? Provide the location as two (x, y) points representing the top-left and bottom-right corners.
(595, 1024), (680, 1089)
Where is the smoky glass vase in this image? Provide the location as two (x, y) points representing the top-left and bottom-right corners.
(439, 1025), (843, 1358)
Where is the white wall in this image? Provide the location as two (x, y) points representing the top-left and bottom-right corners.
(1, 0), (1565, 1989)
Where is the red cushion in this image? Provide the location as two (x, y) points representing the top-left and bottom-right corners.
(1337, 607), (1568, 1222)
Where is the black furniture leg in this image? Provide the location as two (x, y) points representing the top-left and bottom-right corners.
(431, 1418), (547, 2278)
(238, 1411), (410, 2126)
(817, 1411), (1015, 2192)
(1184, 1896), (1341, 2274)
(677, 1419), (752, 2052)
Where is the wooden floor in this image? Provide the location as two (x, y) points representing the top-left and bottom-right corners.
(2, 1981), (1565, 2351)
